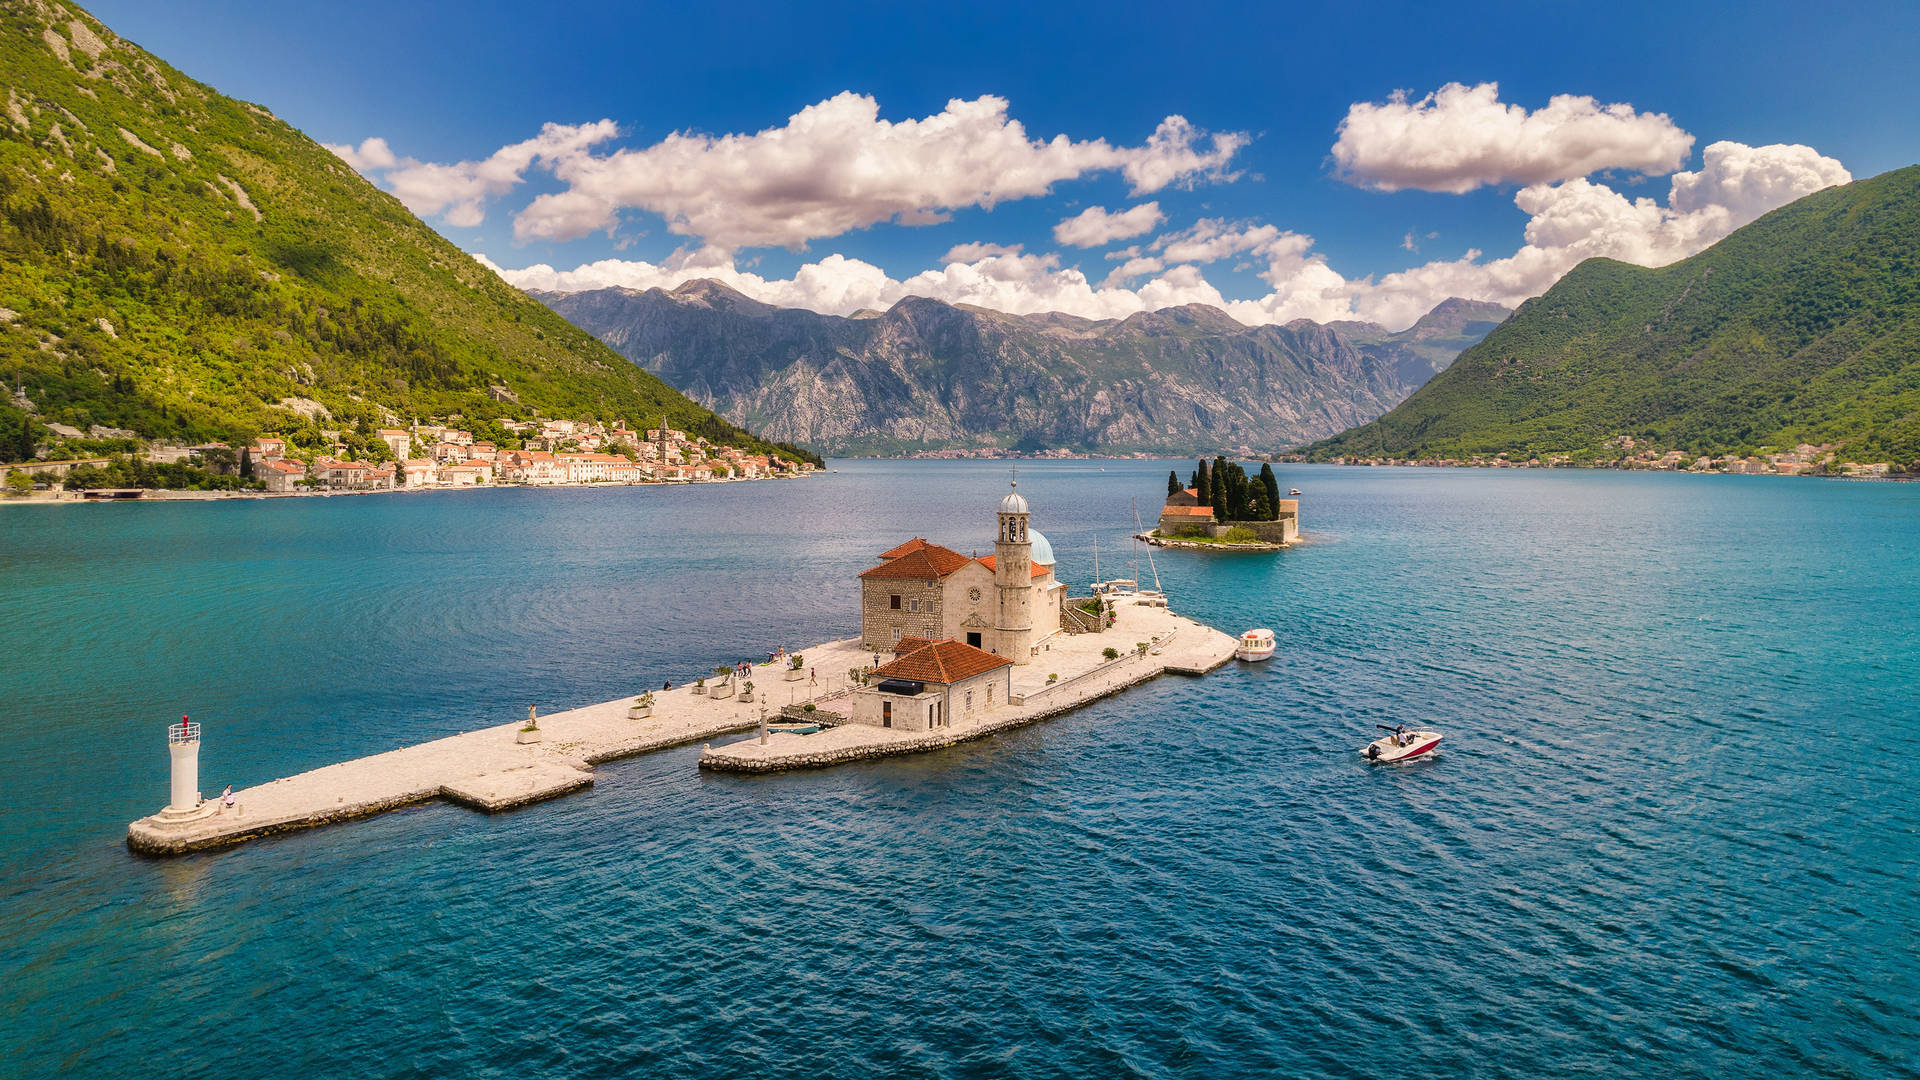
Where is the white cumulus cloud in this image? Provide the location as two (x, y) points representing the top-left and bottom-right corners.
(324, 136), (397, 172)
(326, 122), (620, 228)
(1053, 203), (1165, 248)
(1331, 81), (1695, 194)
(941, 241), (1024, 262)
(1150, 219), (1287, 264)
(493, 94), (1249, 249)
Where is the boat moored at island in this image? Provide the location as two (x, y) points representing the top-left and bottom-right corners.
(1235, 628), (1276, 661)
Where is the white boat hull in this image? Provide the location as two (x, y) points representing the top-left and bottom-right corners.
(1235, 628), (1275, 662)
(1362, 730), (1442, 763)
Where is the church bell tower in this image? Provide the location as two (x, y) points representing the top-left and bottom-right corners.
(993, 478), (1034, 664)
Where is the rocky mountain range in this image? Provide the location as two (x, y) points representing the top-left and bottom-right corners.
(538, 283), (1508, 455)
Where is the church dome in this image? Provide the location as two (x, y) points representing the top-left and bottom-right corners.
(998, 488), (1029, 515)
(1028, 529), (1055, 566)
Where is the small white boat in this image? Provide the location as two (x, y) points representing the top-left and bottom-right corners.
(1288, 488), (1302, 496)
(1362, 724), (1442, 763)
(1234, 628), (1275, 662)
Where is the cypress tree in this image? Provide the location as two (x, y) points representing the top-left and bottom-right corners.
(1248, 485), (1268, 522)
(239, 446), (253, 478)
(1167, 469), (1181, 497)
(1259, 463), (1281, 520)
(1210, 457), (1228, 516)
(1195, 459), (1210, 505)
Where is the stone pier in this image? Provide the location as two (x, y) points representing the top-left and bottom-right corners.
(127, 601), (1237, 855)
(126, 636), (880, 855)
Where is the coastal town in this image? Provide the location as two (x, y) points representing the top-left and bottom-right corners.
(2, 415), (817, 498)
(1299, 437), (1902, 477)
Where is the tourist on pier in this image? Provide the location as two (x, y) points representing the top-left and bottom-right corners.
(663, 680), (673, 690)
(221, 784), (234, 808)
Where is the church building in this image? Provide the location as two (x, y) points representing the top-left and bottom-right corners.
(858, 482), (1065, 664)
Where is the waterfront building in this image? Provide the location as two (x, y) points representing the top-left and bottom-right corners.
(256, 458), (306, 492)
(402, 459), (437, 487)
(847, 636), (1015, 731)
(859, 483), (1064, 664)
(376, 428), (410, 459)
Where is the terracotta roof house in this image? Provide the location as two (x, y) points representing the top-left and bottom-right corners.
(848, 637), (1015, 733)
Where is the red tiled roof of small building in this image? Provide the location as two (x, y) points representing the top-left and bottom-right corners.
(893, 636), (938, 655)
(871, 638), (1013, 684)
(859, 543), (975, 580)
(1162, 505), (1215, 517)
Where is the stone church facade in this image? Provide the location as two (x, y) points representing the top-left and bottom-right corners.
(858, 484), (1065, 664)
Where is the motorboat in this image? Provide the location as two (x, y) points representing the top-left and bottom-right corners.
(1362, 724), (1442, 763)
(1288, 488), (1302, 496)
(768, 722), (820, 735)
(1234, 628), (1276, 662)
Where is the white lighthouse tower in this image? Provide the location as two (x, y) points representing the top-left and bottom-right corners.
(993, 478), (1034, 665)
(167, 715), (202, 812)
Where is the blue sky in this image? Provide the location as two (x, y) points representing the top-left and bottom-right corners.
(87, 0), (1920, 328)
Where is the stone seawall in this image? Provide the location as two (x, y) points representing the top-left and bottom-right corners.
(699, 604), (1237, 775)
(701, 662), (1175, 774)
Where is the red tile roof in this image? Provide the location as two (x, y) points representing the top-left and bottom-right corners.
(974, 555), (1050, 579)
(879, 537), (932, 559)
(1162, 505), (1215, 517)
(893, 636), (938, 655)
(859, 543), (975, 580)
(871, 638), (1012, 684)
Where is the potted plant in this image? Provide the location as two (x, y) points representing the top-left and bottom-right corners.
(692, 676), (707, 696)
(710, 666), (735, 699)
(628, 692), (656, 719)
(1102, 647), (1120, 662)
(740, 680), (755, 703)
(784, 653), (806, 681)
(1047, 673), (1058, 684)
(1135, 642), (1149, 657)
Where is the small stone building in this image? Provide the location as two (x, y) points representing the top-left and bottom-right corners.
(848, 637), (1014, 732)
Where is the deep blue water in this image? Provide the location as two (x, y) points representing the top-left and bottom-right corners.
(1, 462), (1916, 1080)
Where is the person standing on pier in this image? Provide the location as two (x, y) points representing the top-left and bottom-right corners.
(221, 784), (234, 809)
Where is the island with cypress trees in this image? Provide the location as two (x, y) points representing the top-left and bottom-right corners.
(1147, 458), (1300, 549)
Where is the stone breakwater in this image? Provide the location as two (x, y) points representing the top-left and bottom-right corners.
(700, 604), (1236, 774)
(126, 636), (879, 856)
(127, 604), (1236, 854)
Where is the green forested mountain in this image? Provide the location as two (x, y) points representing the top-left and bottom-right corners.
(1308, 165), (1920, 467)
(0, 2), (816, 464)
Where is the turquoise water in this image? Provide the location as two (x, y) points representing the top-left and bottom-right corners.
(1, 462), (1916, 1079)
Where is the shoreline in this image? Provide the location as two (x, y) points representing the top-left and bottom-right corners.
(1135, 530), (1291, 552)
(1, 471), (819, 506)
